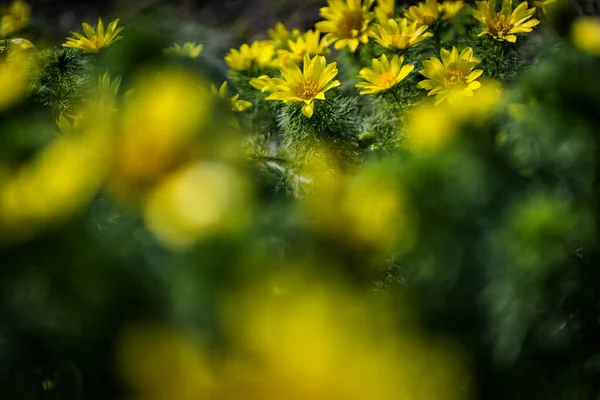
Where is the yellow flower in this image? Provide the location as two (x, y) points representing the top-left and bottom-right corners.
(268, 22), (301, 49)
(404, 0), (440, 25)
(263, 53), (340, 118)
(3, 37), (35, 53)
(534, 0), (556, 14)
(225, 40), (276, 72)
(417, 46), (483, 105)
(571, 17), (600, 56)
(369, 18), (432, 50)
(355, 54), (414, 95)
(0, 0), (30, 38)
(315, 0), (375, 52)
(374, 0), (396, 22)
(472, 0), (540, 43)
(210, 81), (252, 112)
(165, 42), (203, 59)
(62, 18), (124, 53)
(0, 49), (28, 109)
(249, 75), (283, 92)
(278, 29), (330, 64)
(439, 1), (465, 19)
(404, 0), (464, 25)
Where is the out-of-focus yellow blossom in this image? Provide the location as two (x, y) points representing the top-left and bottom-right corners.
(0, 134), (108, 243)
(110, 69), (211, 198)
(165, 42), (203, 59)
(62, 18), (124, 53)
(267, 22), (301, 49)
(374, 0), (396, 22)
(0, 0), (30, 38)
(404, 0), (464, 25)
(472, 0), (539, 43)
(404, 0), (440, 25)
(262, 53), (340, 118)
(96, 72), (121, 112)
(571, 17), (600, 56)
(221, 279), (471, 400)
(278, 29), (330, 64)
(356, 54), (414, 95)
(439, 1), (466, 20)
(210, 81), (252, 112)
(116, 324), (215, 400)
(249, 75), (284, 93)
(56, 113), (84, 135)
(144, 161), (248, 249)
(3, 37), (35, 52)
(225, 40), (276, 72)
(0, 49), (28, 109)
(533, 0), (556, 14)
(417, 46), (483, 105)
(369, 18), (432, 50)
(315, 0), (375, 52)
(407, 80), (502, 151)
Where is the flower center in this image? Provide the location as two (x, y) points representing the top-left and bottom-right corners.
(297, 80), (319, 100)
(391, 34), (409, 49)
(443, 70), (466, 87)
(341, 11), (364, 38)
(488, 15), (513, 37)
(376, 72), (397, 88)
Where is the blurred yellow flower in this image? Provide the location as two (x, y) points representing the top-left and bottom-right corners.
(225, 40), (276, 71)
(0, 0), (30, 38)
(408, 80), (502, 151)
(0, 49), (28, 109)
(249, 75), (284, 92)
(533, 0), (556, 14)
(440, 1), (466, 19)
(268, 22), (301, 49)
(262, 53), (340, 118)
(111, 69), (211, 197)
(144, 161), (248, 249)
(356, 54), (414, 95)
(417, 46), (483, 105)
(4, 37), (35, 52)
(210, 81), (252, 112)
(221, 279), (471, 400)
(0, 134), (108, 243)
(165, 42), (203, 59)
(374, 0), (396, 22)
(472, 0), (539, 43)
(404, 0), (440, 25)
(278, 29), (330, 64)
(369, 18), (432, 50)
(404, 0), (464, 25)
(56, 113), (84, 135)
(315, 0), (374, 52)
(62, 18), (124, 53)
(571, 17), (600, 56)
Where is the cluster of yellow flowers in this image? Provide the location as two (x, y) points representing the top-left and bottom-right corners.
(222, 0), (543, 117)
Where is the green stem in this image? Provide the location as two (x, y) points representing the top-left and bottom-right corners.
(389, 88), (402, 109)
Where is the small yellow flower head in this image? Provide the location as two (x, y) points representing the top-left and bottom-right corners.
(210, 81), (252, 112)
(164, 42), (203, 59)
(62, 18), (124, 53)
(4, 37), (35, 53)
(374, 0), (396, 22)
(268, 22), (301, 49)
(225, 40), (276, 72)
(315, 0), (375, 53)
(279, 29), (330, 64)
(95, 72), (121, 112)
(369, 18), (432, 50)
(262, 53), (340, 118)
(356, 54), (414, 95)
(439, 1), (465, 20)
(417, 46), (483, 105)
(249, 75), (284, 93)
(472, 0), (540, 43)
(56, 113), (84, 135)
(0, 0), (30, 38)
(571, 17), (600, 56)
(404, 0), (440, 26)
